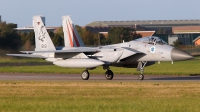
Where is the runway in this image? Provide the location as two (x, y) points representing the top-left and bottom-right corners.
(0, 73), (199, 81)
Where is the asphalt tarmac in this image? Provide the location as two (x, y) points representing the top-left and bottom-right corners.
(0, 73), (199, 81)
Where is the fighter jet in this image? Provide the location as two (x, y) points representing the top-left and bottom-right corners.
(7, 16), (193, 80)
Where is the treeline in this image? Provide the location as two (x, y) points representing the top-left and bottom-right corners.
(0, 21), (142, 51)
(0, 22), (21, 50)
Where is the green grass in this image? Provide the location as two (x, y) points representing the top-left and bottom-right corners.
(0, 81), (200, 112)
(0, 57), (47, 63)
(0, 59), (199, 75)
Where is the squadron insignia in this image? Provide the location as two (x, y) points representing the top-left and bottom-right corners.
(150, 46), (155, 53)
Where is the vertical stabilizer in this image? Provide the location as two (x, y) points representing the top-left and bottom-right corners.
(62, 16), (85, 47)
(33, 16), (56, 51)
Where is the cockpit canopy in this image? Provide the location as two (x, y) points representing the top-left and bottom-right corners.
(134, 36), (167, 45)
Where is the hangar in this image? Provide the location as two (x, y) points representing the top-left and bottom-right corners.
(86, 19), (200, 45)
(15, 16), (58, 33)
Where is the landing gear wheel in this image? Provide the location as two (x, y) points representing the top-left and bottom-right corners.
(105, 70), (114, 80)
(81, 70), (90, 80)
(138, 74), (144, 80)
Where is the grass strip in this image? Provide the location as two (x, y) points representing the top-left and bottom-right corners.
(0, 57), (47, 63)
(0, 81), (199, 112)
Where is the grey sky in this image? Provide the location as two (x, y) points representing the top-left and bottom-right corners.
(0, 0), (200, 27)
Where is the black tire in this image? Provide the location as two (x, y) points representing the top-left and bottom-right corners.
(105, 70), (114, 80)
(81, 70), (90, 80)
(138, 74), (144, 80)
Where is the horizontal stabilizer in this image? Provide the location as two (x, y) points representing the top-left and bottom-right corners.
(6, 54), (45, 58)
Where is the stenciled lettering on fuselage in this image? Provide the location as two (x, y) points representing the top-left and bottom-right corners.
(38, 26), (47, 49)
(150, 46), (156, 53)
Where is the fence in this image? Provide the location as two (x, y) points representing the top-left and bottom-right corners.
(182, 46), (200, 56)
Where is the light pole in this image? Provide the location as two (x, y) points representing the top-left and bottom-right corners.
(98, 33), (101, 46)
(120, 34), (123, 43)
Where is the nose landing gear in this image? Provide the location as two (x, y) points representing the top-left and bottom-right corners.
(137, 61), (147, 80)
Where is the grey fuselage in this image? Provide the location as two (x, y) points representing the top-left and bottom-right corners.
(52, 36), (193, 69)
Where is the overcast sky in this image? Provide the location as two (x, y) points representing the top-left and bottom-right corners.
(0, 0), (200, 27)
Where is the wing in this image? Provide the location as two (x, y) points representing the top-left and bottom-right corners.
(20, 48), (99, 54)
(6, 54), (45, 58)
(7, 47), (98, 59)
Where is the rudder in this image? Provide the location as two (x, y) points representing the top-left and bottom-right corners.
(33, 16), (56, 51)
(62, 16), (85, 47)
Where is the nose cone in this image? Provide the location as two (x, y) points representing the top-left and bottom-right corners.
(171, 48), (193, 61)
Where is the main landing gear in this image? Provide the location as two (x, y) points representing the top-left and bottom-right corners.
(105, 69), (114, 80)
(137, 61), (147, 80)
(81, 65), (114, 80)
(104, 65), (114, 80)
(81, 70), (90, 80)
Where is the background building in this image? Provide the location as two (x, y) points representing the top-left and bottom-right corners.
(16, 16), (58, 33)
(86, 19), (200, 45)
(16, 27), (56, 33)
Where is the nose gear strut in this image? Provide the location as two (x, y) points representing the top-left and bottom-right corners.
(137, 61), (147, 80)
